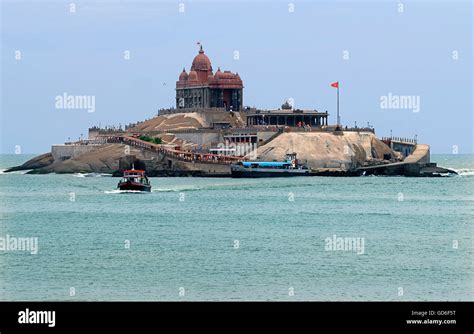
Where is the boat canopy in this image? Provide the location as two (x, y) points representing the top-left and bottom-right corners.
(241, 161), (291, 168)
(124, 170), (146, 176)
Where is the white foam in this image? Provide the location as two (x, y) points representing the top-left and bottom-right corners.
(152, 186), (201, 192)
(74, 173), (112, 178)
(104, 189), (143, 194)
(454, 168), (474, 176)
(0, 169), (32, 175)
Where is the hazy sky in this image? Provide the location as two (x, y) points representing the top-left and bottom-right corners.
(1, 0), (472, 154)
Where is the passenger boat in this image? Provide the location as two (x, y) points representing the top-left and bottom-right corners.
(117, 168), (151, 192)
(231, 153), (312, 178)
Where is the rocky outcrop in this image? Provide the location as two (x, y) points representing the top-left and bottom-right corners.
(130, 113), (205, 132)
(7, 131), (403, 175)
(15, 143), (230, 176)
(5, 152), (54, 172)
(26, 144), (145, 174)
(250, 131), (402, 170)
(128, 111), (244, 132)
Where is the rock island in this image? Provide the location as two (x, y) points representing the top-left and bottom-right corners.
(7, 46), (456, 177)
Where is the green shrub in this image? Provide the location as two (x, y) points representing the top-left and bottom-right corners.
(139, 135), (162, 144)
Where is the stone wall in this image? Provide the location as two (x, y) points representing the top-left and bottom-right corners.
(173, 132), (222, 148)
(51, 144), (100, 162)
(391, 142), (416, 157)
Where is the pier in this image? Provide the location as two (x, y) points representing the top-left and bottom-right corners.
(358, 144), (456, 176)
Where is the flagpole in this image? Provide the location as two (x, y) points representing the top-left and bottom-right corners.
(330, 81), (341, 130)
(337, 83), (340, 127)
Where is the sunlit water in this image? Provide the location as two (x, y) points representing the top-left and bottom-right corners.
(0, 154), (473, 301)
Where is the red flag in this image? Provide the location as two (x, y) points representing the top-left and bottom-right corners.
(331, 81), (339, 88)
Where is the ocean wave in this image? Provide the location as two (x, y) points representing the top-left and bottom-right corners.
(0, 169), (32, 175)
(73, 173), (112, 178)
(453, 168), (474, 176)
(152, 181), (324, 193)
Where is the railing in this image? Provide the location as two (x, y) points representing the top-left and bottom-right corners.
(340, 127), (375, 134)
(159, 107), (226, 115)
(227, 126), (283, 133)
(381, 137), (417, 145)
(143, 128), (218, 135)
(92, 124), (376, 137)
(282, 126), (375, 134)
(64, 139), (108, 145)
(125, 126), (284, 135)
(103, 135), (246, 165)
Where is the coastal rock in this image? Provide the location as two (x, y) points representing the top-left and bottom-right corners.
(27, 144), (145, 174)
(8, 130), (402, 175)
(5, 152), (54, 172)
(251, 131), (401, 170)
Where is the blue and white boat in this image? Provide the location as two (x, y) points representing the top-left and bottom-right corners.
(231, 153), (311, 178)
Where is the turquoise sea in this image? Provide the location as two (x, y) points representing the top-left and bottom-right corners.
(0, 154), (473, 301)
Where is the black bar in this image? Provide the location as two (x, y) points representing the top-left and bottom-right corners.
(0, 302), (472, 331)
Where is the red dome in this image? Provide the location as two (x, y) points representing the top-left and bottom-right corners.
(220, 71), (235, 79)
(179, 68), (188, 81)
(188, 70), (198, 81)
(191, 46), (212, 72)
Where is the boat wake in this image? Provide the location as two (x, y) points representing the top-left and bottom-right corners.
(454, 168), (474, 176)
(104, 189), (145, 194)
(152, 185), (202, 192)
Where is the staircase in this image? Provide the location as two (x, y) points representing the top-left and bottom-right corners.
(103, 135), (245, 165)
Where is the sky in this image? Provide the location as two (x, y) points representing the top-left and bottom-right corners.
(1, 0), (472, 154)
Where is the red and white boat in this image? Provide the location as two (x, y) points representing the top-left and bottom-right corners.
(117, 168), (151, 192)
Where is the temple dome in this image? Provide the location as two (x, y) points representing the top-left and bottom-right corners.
(191, 45), (212, 72)
(220, 71), (235, 79)
(179, 68), (188, 81)
(188, 70), (198, 81)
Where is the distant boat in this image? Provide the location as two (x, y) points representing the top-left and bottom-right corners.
(117, 168), (151, 192)
(231, 153), (312, 178)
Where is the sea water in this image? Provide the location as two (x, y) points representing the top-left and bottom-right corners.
(0, 154), (473, 301)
